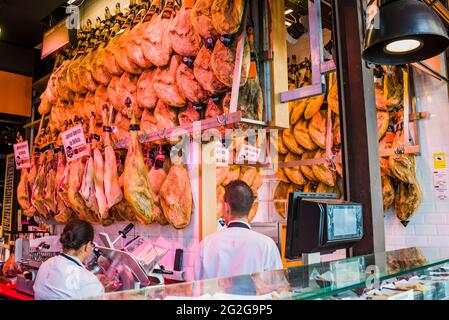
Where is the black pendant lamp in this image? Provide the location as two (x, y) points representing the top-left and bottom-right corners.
(363, 0), (449, 65)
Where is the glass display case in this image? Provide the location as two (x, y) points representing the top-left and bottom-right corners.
(85, 247), (449, 300)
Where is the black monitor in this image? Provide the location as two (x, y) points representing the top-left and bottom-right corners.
(285, 192), (363, 260)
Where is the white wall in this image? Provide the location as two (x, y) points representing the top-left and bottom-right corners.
(384, 59), (449, 254)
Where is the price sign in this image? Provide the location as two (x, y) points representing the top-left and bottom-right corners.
(236, 144), (262, 164)
(13, 141), (31, 169)
(61, 124), (89, 162)
(215, 141), (230, 167)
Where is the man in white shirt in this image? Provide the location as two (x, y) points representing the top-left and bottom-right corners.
(194, 180), (283, 280)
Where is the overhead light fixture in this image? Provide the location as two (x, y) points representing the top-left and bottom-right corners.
(285, 9), (293, 15)
(385, 39), (422, 54)
(287, 20), (305, 40)
(363, 0), (449, 65)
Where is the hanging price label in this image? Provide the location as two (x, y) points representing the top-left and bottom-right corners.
(13, 141), (31, 169)
(215, 141), (230, 167)
(236, 144), (262, 164)
(62, 124), (89, 162)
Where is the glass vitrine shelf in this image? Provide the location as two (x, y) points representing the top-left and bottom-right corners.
(86, 247), (449, 300)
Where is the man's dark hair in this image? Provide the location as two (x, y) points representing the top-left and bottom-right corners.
(60, 219), (94, 251)
(224, 180), (255, 217)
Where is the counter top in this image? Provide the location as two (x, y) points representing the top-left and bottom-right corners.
(0, 283), (34, 300)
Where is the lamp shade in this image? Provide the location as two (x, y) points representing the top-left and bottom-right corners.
(363, 0), (449, 65)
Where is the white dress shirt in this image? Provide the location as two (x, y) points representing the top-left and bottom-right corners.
(194, 220), (283, 280)
(33, 254), (105, 300)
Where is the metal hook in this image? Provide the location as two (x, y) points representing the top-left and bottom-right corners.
(157, 128), (167, 140)
(217, 113), (228, 126)
(395, 146), (405, 155)
(327, 154), (337, 172)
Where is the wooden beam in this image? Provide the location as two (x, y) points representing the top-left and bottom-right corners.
(332, 0), (385, 256)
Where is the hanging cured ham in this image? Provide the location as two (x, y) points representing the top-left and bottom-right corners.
(23, 154), (38, 217)
(31, 151), (50, 220)
(176, 62), (208, 104)
(42, 153), (57, 215)
(103, 36), (125, 77)
(160, 158), (192, 229)
(211, 39), (251, 88)
(67, 57), (88, 94)
(141, 0), (174, 67)
(54, 150), (74, 223)
(123, 114), (155, 225)
(79, 137), (100, 219)
(57, 61), (74, 102)
(153, 55), (187, 107)
(178, 103), (200, 125)
(194, 46), (228, 94)
(89, 114), (109, 220)
(94, 85), (109, 118)
(17, 167), (30, 212)
(67, 120), (99, 224)
(92, 47), (113, 86)
(114, 73), (141, 118)
(111, 158), (137, 222)
(141, 109), (159, 136)
(191, 0), (219, 39)
(211, 0), (245, 36)
(154, 100), (179, 130)
(137, 69), (158, 109)
(78, 53), (99, 93)
(107, 76), (122, 114)
(168, 0), (202, 57)
(102, 107), (123, 208)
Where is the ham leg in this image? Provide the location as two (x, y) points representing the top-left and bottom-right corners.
(123, 112), (155, 225)
(102, 107), (123, 208)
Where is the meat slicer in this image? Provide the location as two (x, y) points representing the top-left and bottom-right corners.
(15, 236), (61, 296)
(89, 224), (182, 291)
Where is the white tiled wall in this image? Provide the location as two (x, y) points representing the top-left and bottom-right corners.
(384, 58), (449, 251)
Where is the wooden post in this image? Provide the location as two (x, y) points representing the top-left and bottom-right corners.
(269, 0), (290, 129)
(200, 141), (217, 241)
(332, 0), (385, 256)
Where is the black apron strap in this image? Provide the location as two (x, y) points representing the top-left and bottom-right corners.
(227, 222), (251, 229)
(60, 253), (84, 268)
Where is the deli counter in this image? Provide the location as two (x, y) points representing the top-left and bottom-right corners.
(84, 247), (449, 300)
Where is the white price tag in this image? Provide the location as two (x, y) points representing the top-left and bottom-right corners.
(236, 144), (261, 164)
(62, 124), (89, 162)
(433, 169), (449, 201)
(215, 141), (230, 167)
(13, 141), (31, 170)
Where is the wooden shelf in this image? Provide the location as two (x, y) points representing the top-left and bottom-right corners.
(32, 74), (51, 92)
(379, 145), (421, 157)
(115, 112), (268, 149)
(23, 116), (50, 129)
